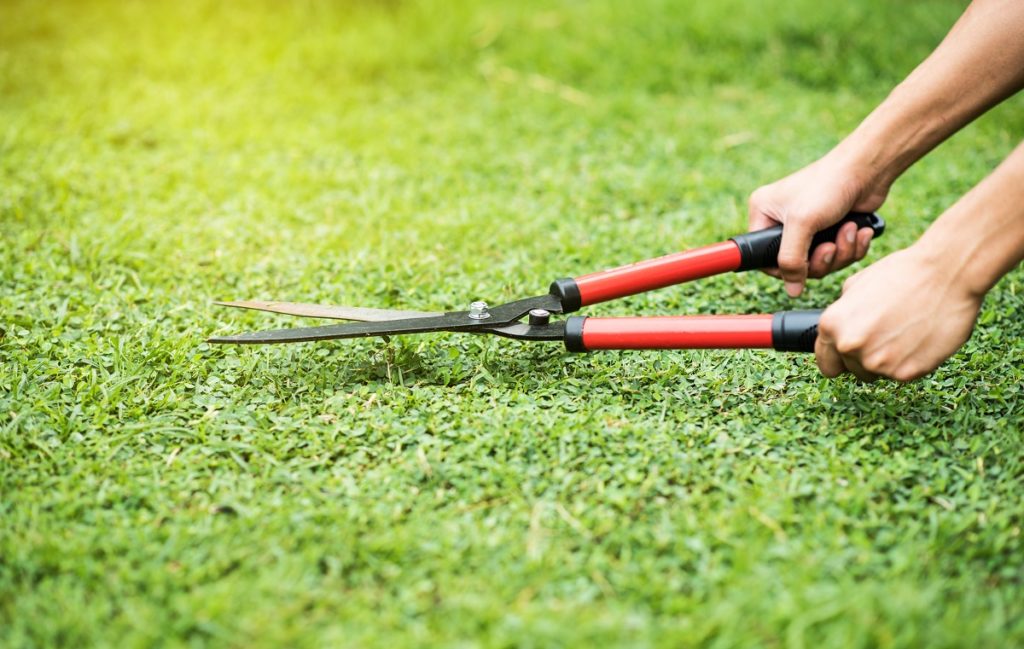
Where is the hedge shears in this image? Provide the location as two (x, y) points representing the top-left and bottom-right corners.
(209, 213), (884, 354)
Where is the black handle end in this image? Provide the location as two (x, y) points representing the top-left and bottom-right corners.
(809, 212), (884, 252)
(732, 211), (885, 271)
(771, 310), (822, 352)
(550, 278), (582, 313)
(564, 316), (588, 352)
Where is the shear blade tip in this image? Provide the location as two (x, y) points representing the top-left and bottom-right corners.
(207, 335), (239, 344)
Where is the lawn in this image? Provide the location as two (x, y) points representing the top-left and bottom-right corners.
(2, 0), (1024, 646)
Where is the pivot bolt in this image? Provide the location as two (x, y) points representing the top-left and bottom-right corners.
(468, 301), (491, 320)
(528, 308), (551, 325)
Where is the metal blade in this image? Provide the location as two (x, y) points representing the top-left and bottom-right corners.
(208, 313), (483, 344)
(214, 300), (441, 321)
(208, 293), (565, 345)
(208, 318), (567, 344)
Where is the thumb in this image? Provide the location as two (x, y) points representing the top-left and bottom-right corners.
(776, 220), (813, 297)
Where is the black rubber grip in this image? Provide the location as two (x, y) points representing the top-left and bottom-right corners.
(731, 212), (885, 271)
(771, 310), (823, 352)
(563, 316), (588, 352)
(549, 278), (582, 313)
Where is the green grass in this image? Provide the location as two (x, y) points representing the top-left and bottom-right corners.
(3, 0), (1024, 646)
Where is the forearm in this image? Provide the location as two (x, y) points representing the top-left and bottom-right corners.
(915, 140), (1024, 297)
(748, 0), (1024, 296)
(832, 0), (1024, 188)
(814, 141), (1024, 382)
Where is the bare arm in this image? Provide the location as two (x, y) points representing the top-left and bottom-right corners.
(749, 0), (1024, 297)
(816, 140), (1024, 382)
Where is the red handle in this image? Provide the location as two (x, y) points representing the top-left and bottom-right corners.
(572, 241), (742, 308)
(547, 214), (885, 313)
(565, 314), (774, 350)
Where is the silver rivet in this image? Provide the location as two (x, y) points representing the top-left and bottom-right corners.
(528, 308), (551, 325)
(468, 301), (490, 320)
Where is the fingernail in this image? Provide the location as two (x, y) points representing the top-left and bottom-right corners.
(823, 251), (834, 265)
(785, 281), (802, 297)
(845, 227), (856, 244)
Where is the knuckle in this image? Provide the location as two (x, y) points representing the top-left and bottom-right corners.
(891, 363), (926, 383)
(890, 368), (916, 383)
(818, 312), (839, 334)
(777, 252), (806, 269)
(834, 334), (865, 356)
(748, 187), (772, 213)
(785, 217), (812, 233)
(861, 350), (892, 373)
(748, 187), (766, 206)
(784, 210), (810, 224)
(819, 364), (842, 379)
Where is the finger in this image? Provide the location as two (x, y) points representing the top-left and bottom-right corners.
(777, 221), (814, 297)
(749, 207), (782, 280)
(748, 212), (779, 231)
(815, 330), (845, 378)
(842, 355), (880, 383)
(830, 222), (859, 271)
(807, 242), (836, 279)
(854, 227), (874, 261)
(747, 189), (780, 231)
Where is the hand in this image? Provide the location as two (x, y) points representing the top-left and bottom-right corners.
(749, 154), (890, 297)
(815, 245), (983, 382)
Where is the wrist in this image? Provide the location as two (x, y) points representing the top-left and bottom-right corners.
(829, 81), (955, 192)
(817, 144), (893, 209)
(906, 233), (988, 301)
(912, 205), (1018, 301)
(914, 143), (1024, 299)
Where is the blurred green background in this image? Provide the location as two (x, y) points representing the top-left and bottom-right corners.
(3, 0), (1023, 647)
